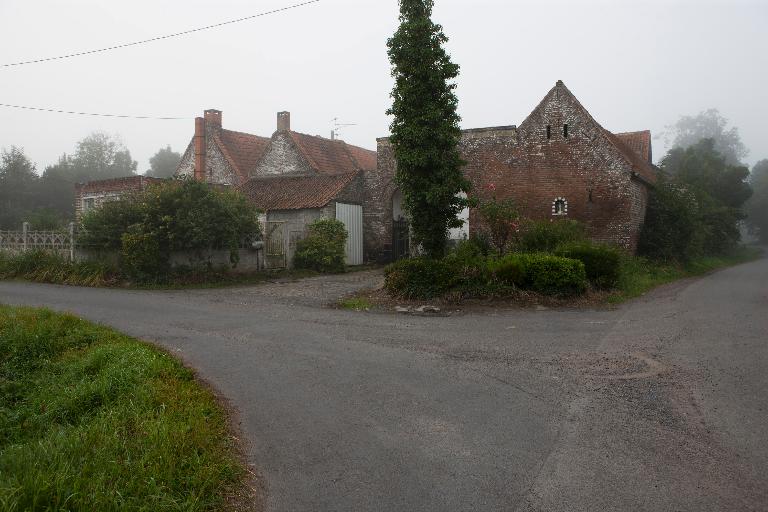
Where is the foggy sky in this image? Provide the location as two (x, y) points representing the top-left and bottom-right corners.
(1, 0), (766, 174)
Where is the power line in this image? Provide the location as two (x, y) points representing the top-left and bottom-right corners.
(0, 103), (191, 120)
(1, 0), (321, 68)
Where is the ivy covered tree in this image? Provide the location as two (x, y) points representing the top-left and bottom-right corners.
(386, 0), (470, 258)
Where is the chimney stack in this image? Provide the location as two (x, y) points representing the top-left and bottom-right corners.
(277, 111), (291, 132)
(204, 109), (222, 128)
(194, 117), (206, 182)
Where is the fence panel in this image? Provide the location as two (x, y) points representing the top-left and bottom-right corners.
(0, 223), (76, 260)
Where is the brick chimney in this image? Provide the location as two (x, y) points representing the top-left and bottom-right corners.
(204, 109), (222, 128)
(277, 111), (291, 132)
(194, 117), (206, 182)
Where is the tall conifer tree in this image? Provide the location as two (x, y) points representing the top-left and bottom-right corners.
(387, 0), (470, 258)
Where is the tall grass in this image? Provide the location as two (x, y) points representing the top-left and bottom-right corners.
(608, 246), (763, 303)
(0, 251), (119, 287)
(0, 306), (244, 511)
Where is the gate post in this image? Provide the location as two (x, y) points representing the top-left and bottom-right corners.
(22, 222), (29, 252)
(69, 222), (75, 262)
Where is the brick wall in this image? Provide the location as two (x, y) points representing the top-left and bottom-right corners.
(367, 82), (653, 259)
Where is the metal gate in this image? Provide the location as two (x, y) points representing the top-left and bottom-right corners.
(264, 221), (286, 269)
(336, 203), (363, 266)
(392, 218), (410, 261)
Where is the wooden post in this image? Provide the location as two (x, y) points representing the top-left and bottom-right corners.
(69, 223), (75, 262)
(22, 222), (29, 252)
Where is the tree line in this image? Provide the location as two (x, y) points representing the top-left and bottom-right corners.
(0, 133), (180, 230)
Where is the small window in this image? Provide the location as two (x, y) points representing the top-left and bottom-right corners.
(546, 125), (551, 139)
(563, 124), (569, 138)
(83, 198), (95, 211)
(552, 197), (568, 216)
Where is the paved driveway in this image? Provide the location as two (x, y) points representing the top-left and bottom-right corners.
(1, 257), (767, 511)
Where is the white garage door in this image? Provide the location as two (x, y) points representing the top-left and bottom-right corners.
(336, 203), (363, 266)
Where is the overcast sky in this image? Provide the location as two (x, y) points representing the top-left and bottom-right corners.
(0, 0), (766, 174)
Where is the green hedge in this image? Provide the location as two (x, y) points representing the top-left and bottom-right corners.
(555, 242), (622, 288)
(518, 220), (586, 253)
(293, 218), (348, 273)
(517, 253), (587, 295)
(384, 258), (458, 299)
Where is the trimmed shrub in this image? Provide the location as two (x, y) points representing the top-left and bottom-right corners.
(517, 253), (587, 295)
(488, 255), (527, 287)
(293, 218), (348, 273)
(384, 258), (458, 299)
(518, 220), (586, 253)
(555, 242), (622, 288)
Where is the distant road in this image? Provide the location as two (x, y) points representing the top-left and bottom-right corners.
(2, 256), (767, 511)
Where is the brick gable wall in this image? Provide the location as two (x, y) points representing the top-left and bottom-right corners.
(365, 82), (653, 261)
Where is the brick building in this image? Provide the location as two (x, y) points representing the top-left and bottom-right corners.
(75, 176), (163, 221)
(367, 80), (657, 260)
(175, 110), (376, 266)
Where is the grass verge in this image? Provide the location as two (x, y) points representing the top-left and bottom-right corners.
(607, 245), (763, 304)
(339, 297), (373, 311)
(0, 306), (249, 511)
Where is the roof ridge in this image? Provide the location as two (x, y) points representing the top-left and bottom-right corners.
(220, 127), (271, 140)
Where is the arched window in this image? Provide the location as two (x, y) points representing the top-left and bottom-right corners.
(552, 197), (568, 216)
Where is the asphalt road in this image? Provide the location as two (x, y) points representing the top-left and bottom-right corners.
(1, 257), (767, 511)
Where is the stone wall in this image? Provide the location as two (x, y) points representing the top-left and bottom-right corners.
(253, 132), (313, 177)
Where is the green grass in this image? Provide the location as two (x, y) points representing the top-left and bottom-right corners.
(0, 306), (244, 511)
(339, 297), (373, 311)
(607, 245), (763, 304)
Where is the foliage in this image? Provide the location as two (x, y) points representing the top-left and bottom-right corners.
(79, 179), (261, 281)
(384, 257), (458, 299)
(146, 145), (182, 178)
(476, 189), (520, 255)
(662, 139), (752, 209)
(487, 256), (526, 287)
(340, 297), (373, 311)
(0, 147), (39, 229)
(517, 219), (586, 253)
(386, 0), (470, 258)
(0, 250), (120, 287)
(662, 109), (748, 165)
(293, 218), (348, 273)
(514, 253), (587, 296)
(25, 208), (66, 231)
(0, 306), (243, 511)
(555, 242), (622, 288)
(745, 159), (768, 242)
(638, 178), (701, 262)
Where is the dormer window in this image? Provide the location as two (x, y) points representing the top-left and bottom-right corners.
(552, 197), (568, 216)
(563, 124), (569, 138)
(546, 125), (551, 139)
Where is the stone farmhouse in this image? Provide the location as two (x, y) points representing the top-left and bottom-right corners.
(75, 80), (657, 265)
(370, 80), (656, 260)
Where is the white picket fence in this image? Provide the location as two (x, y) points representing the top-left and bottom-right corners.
(0, 222), (76, 260)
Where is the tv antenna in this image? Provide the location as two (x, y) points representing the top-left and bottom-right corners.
(331, 117), (357, 140)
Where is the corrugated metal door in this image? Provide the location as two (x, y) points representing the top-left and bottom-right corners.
(336, 203), (363, 265)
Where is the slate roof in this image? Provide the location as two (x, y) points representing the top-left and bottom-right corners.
(239, 172), (359, 210)
(288, 131), (377, 174)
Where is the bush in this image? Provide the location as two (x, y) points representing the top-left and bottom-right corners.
(487, 255), (527, 287)
(517, 253), (587, 295)
(0, 250), (120, 287)
(518, 220), (586, 253)
(555, 242), (622, 288)
(638, 179), (702, 263)
(79, 179), (261, 281)
(384, 258), (458, 299)
(293, 218), (348, 273)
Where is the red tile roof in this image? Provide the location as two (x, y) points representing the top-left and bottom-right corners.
(214, 129), (271, 179)
(604, 130), (657, 184)
(76, 175), (164, 193)
(288, 131), (376, 174)
(615, 130), (652, 164)
(239, 172), (358, 210)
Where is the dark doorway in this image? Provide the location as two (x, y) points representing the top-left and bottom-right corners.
(392, 218), (410, 261)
